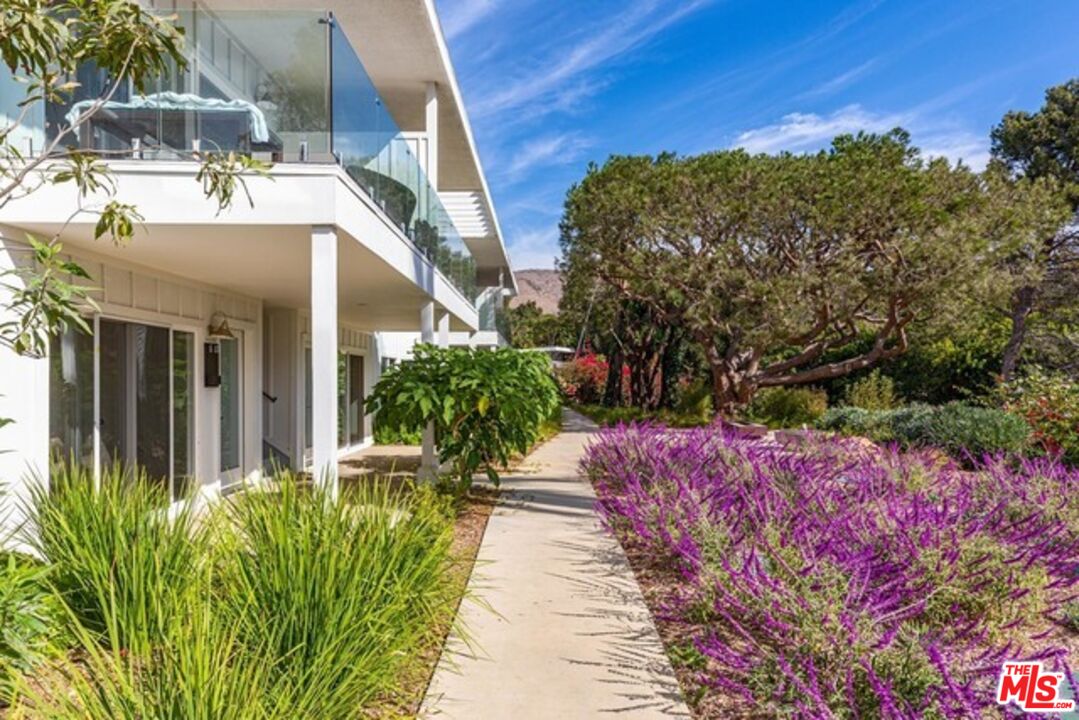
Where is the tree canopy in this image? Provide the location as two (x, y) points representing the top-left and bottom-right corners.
(990, 79), (1079, 377)
(560, 130), (1065, 414)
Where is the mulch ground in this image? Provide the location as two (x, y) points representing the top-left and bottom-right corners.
(367, 485), (500, 718)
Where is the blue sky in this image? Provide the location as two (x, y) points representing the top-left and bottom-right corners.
(434, 0), (1079, 270)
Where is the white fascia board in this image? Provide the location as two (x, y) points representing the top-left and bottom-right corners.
(0, 161), (478, 330)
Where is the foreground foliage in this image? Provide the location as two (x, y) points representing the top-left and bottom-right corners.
(12, 468), (457, 718)
(0, 553), (58, 705)
(585, 423), (1079, 717)
(367, 345), (561, 489)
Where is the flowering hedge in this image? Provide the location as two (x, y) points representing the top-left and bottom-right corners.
(584, 423), (1079, 717)
(555, 353), (610, 404)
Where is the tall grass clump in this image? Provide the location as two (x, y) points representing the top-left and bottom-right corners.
(25, 602), (276, 720)
(216, 475), (455, 718)
(584, 422), (1079, 717)
(22, 461), (209, 655)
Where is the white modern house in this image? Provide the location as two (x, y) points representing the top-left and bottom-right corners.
(0, 0), (515, 518)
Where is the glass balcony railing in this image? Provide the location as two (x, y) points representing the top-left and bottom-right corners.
(40, 9), (477, 301)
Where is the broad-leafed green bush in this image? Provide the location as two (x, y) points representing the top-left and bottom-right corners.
(367, 345), (561, 489)
(745, 387), (828, 428)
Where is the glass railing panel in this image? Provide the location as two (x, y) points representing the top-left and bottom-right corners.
(45, 10), (330, 163)
(330, 21), (477, 301)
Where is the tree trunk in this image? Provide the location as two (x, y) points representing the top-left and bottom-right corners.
(603, 345), (624, 407)
(1001, 284), (1037, 382)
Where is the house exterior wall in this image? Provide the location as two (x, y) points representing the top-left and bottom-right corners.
(0, 232), (264, 508)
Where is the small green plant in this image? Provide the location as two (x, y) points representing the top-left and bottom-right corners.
(373, 414), (424, 445)
(23, 461), (210, 655)
(843, 370), (900, 411)
(745, 387), (828, 429)
(367, 345), (561, 489)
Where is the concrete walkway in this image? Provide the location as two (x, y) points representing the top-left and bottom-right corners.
(422, 409), (690, 719)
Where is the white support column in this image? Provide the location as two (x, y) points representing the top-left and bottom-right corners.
(420, 301), (437, 478)
(425, 82), (439, 190)
(310, 225), (339, 500)
(437, 311), (450, 349)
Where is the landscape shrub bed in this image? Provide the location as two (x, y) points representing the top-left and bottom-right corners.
(584, 423), (1079, 717)
(817, 402), (1032, 460)
(8, 467), (458, 718)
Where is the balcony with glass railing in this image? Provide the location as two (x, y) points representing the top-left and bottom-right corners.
(44, 9), (477, 302)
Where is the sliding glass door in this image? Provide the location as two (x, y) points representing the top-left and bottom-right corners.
(49, 319), (195, 501)
(304, 349), (366, 456)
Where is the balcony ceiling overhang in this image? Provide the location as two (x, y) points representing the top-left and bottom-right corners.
(205, 0), (515, 290)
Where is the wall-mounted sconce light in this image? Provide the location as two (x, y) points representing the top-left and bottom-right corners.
(207, 311), (236, 341)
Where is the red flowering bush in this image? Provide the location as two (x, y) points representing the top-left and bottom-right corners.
(1001, 370), (1079, 464)
(555, 353), (608, 404)
(585, 423), (1079, 717)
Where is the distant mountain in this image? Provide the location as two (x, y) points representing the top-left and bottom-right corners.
(510, 269), (563, 314)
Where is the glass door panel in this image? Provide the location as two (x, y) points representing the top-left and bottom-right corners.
(98, 319), (130, 471)
(48, 328), (95, 464)
(172, 331), (195, 499)
(348, 354), (364, 446)
(134, 324), (171, 490)
(337, 353), (347, 449)
(219, 334), (242, 478)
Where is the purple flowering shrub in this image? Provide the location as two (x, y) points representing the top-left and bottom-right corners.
(584, 423), (1079, 718)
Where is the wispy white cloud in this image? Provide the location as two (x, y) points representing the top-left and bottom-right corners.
(503, 132), (592, 181)
(507, 226), (561, 270)
(440, 0), (500, 40)
(797, 58), (878, 100)
(732, 104), (990, 170)
(470, 0), (714, 119)
(734, 105), (905, 154)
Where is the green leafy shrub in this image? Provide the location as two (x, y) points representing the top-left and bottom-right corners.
(367, 345), (561, 489)
(23, 461), (210, 655)
(999, 370), (1079, 464)
(843, 369), (900, 410)
(818, 403), (1031, 459)
(0, 553), (59, 705)
(373, 413), (423, 445)
(745, 387), (828, 428)
(216, 476), (454, 718)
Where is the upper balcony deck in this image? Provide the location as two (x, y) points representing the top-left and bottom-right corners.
(35, 8), (478, 302)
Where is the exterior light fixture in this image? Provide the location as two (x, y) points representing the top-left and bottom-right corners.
(207, 311), (236, 340)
